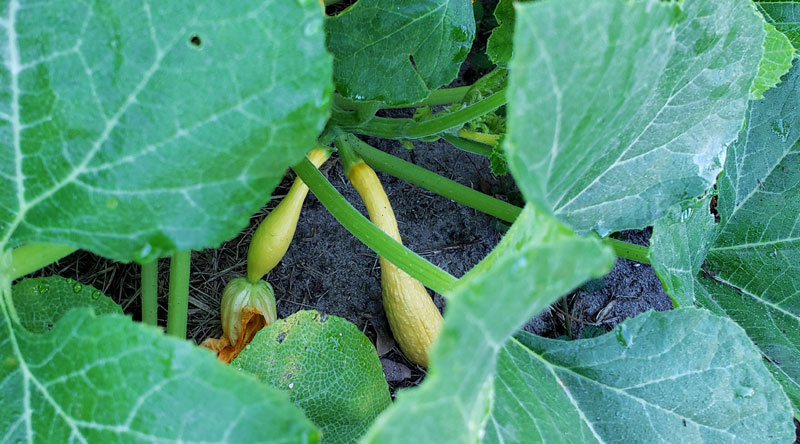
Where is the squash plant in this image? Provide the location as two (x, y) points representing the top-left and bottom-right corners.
(1, 0), (799, 442)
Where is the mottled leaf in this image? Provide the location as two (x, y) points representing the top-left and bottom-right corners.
(325, 0), (474, 105)
(505, 0), (764, 234)
(651, 60), (800, 411)
(12, 276), (121, 333)
(751, 21), (796, 99)
(233, 311), (390, 444)
(757, 0), (800, 49)
(360, 205), (615, 443)
(484, 309), (794, 444)
(0, 307), (318, 443)
(0, 0), (332, 262)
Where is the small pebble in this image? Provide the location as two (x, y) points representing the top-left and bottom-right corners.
(380, 358), (412, 382)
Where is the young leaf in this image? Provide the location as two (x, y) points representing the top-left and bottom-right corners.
(485, 0), (516, 66)
(0, 307), (319, 443)
(651, 60), (800, 411)
(484, 309), (795, 443)
(751, 21), (796, 99)
(360, 205), (615, 444)
(757, 0), (800, 49)
(649, 197), (716, 307)
(505, 0), (764, 235)
(12, 276), (122, 333)
(0, 1), (332, 262)
(233, 311), (391, 444)
(325, 0), (475, 106)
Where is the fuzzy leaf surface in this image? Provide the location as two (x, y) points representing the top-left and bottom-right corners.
(12, 276), (121, 333)
(0, 0), (332, 262)
(0, 308), (318, 443)
(233, 311), (390, 444)
(506, 0), (764, 234)
(360, 205), (615, 443)
(484, 309), (795, 444)
(651, 61), (800, 411)
(325, 0), (474, 105)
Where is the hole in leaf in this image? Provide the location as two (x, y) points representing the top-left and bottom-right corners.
(325, 0), (357, 17)
(409, 54), (419, 73)
(276, 331), (286, 344)
(189, 35), (202, 47)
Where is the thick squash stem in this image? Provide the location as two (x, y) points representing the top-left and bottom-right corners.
(141, 260), (159, 326)
(166, 250), (191, 338)
(246, 147), (329, 283)
(9, 243), (76, 280)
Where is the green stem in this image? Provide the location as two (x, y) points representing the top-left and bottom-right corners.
(331, 95), (381, 124)
(441, 134), (493, 157)
(384, 86), (471, 109)
(9, 243), (77, 280)
(293, 158), (457, 294)
(342, 137), (653, 265)
(347, 136), (522, 223)
(166, 251), (191, 338)
(338, 90), (507, 139)
(141, 261), (159, 327)
(602, 237), (651, 265)
(458, 128), (500, 147)
(335, 135), (365, 176)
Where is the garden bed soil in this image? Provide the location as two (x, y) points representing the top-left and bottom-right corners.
(33, 133), (673, 393)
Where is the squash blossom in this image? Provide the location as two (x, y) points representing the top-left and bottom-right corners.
(221, 277), (277, 345)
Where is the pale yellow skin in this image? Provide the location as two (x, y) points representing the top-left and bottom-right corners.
(349, 163), (442, 367)
(247, 148), (328, 283)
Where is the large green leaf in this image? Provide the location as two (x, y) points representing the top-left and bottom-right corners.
(233, 311), (390, 444)
(706, 59), (800, 411)
(651, 60), (800, 411)
(757, 0), (800, 49)
(325, 0), (474, 106)
(0, 0), (332, 262)
(484, 309), (795, 443)
(505, 0), (764, 234)
(12, 276), (122, 333)
(751, 21), (796, 99)
(0, 306), (319, 443)
(359, 205), (616, 443)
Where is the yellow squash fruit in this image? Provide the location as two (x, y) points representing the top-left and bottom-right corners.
(348, 162), (442, 367)
(247, 148), (329, 283)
